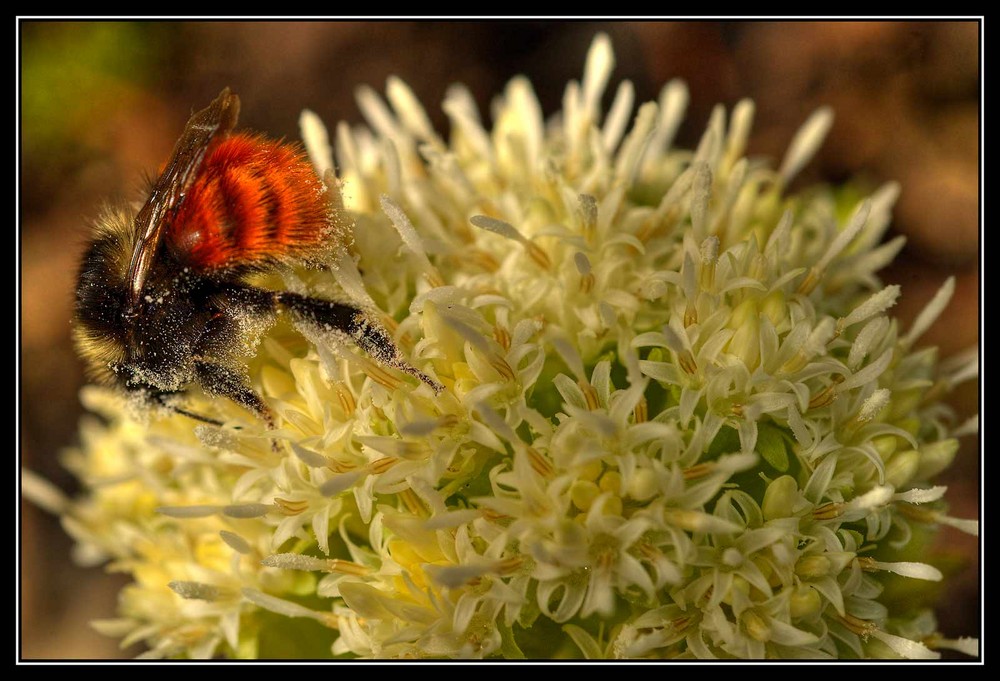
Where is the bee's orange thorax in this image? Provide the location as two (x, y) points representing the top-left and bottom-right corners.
(167, 133), (330, 270)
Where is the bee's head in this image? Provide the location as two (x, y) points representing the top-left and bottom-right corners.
(75, 203), (209, 393)
(74, 204), (139, 387)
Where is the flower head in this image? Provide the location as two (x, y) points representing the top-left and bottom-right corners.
(42, 34), (977, 659)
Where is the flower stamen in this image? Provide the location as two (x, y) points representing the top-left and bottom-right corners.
(808, 376), (845, 410)
(273, 498), (310, 516)
(362, 362), (404, 393)
(399, 488), (427, 516)
(497, 556), (525, 576)
(489, 354), (517, 383)
(470, 214), (551, 270)
(683, 462), (714, 481)
(493, 325), (512, 352)
(334, 382), (356, 414)
(678, 349), (698, 375)
(328, 559), (370, 576)
(579, 380), (600, 410)
(633, 397), (648, 424)
(837, 613), (877, 639)
(812, 502), (843, 520)
(326, 459), (358, 474)
(526, 446), (555, 479)
(368, 457), (399, 475)
(574, 252), (596, 294)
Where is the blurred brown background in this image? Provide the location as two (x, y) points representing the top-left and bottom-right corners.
(20, 21), (979, 659)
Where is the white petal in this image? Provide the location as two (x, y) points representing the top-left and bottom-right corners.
(768, 619), (820, 646)
(871, 560), (942, 581)
(582, 33), (614, 116)
(426, 563), (493, 589)
(618, 553), (656, 597)
(289, 443), (327, 468)
(219, 530), (251, 554)
(473, 401), (519, 443)
(271, 515), (306, 550)
(870, 629), (940, 660)
(952, 414), (979, 438)
(903, 276), (956, 347)
(536, 578), (586, 623)
(91, 618), (139, 638)
(355, 85), (399, 141)
(848, 485), (893, 511)
(932, 636), (979, 657)
(847, 235), (907, 278)
(156, 505), (220, 518)
(168, 581), (221, 601)
(261, 553), (329, 571)
(423, 509), (482, 530)
(944, 350), (979, 388)
(848, 317), (889, 370)
(779, 107), (833, 185)
(550, 333), (587, 380)
(614, 101), (658, 184)
(693, 105), (724, 167)
(564, 624), (605, 660)
(313, 509), (331, 555)
(20, 469), (68, 514)
(242, 588), (330, 623)
(452, 592), (480, 634)
(785, 406), (814, 448)
(330, 250), (378, 311)
(503, 77), (544, 167)
(660, 324), (690, 353)
(381, 195), (434, 271)
(602, 80), (634, 152)
(765, 209), (794, 256)
(334, 121), (360, 178)
(300, 109), (333, 178)
(838, 347), (893, 392)
(690, 164), (712, 236)
(803, 454), (837, 503)
(937, 514), (979, 536)
(839, 286), (900, 330)
(319, 469), (365, 497)
(861, 181), (901, 246)
(443, 85), (493, 161)
(632, 331), (669, 349)
(892, 486), (947, 504)
(222, 503), (271, 519)
(220, 610), (241, 652)
(647, 79), (688, 158)
(663, 508), (742, 534)
(856, 388), (891, 422)
(816, 199), (871, 272)
(724, 99), (755, 163)
(656, 164), (695, 215)
(811, 576), (845, 617)
(386, 75), (440, 144)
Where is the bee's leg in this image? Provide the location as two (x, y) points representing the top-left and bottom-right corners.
(273, 291), (443, 393)
(188, 304), (277, 427)
(193, 359), (275, 428)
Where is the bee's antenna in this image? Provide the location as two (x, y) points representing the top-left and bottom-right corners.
(152, 394), (226, 426)
(171, 407), (226, 427)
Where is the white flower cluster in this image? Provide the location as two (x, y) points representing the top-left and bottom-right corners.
(39, 34), (978, 659)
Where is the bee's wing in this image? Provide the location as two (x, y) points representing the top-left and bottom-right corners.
(124, 88), (241, 310)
